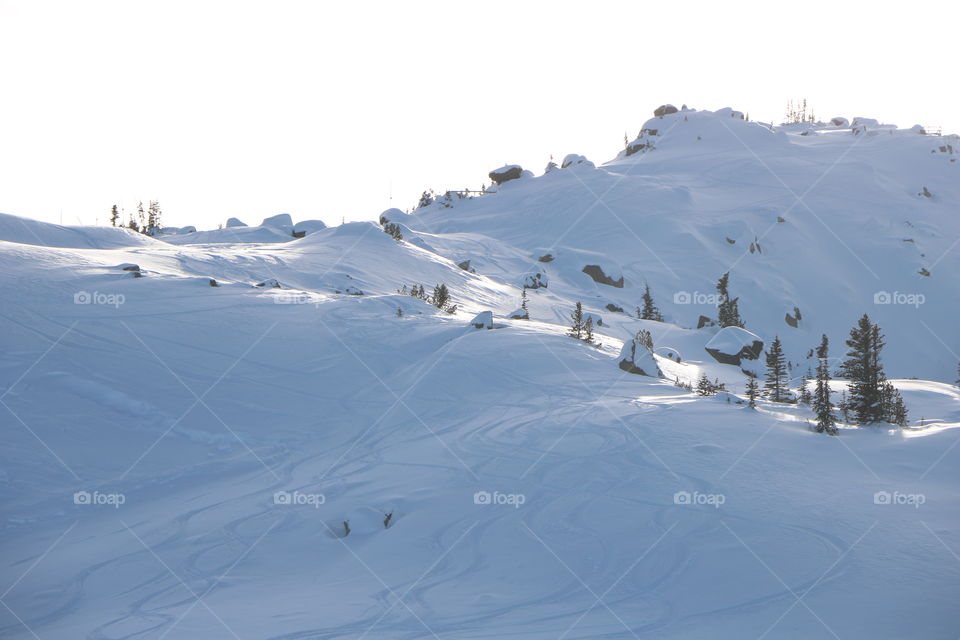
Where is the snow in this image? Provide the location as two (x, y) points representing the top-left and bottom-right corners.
(1, 106), (959, 639)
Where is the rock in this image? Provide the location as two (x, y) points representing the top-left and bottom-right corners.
(605, 303), (624, 313)
(618, 337), (663, 377)
(918, 267), (930, 277)
(537, 253), (554, 263)
(919, 186), (933, 198)
(457, 259), (473, 272)
(522, 271), (548, 289)
(582, 265), (624, 288)
(293, 220), (327, 237)
(830, 117), (849, 127)
(225, 217), (247, 228)
(725, 237), (736, 244)
(508, 308), (529, 320)
(131, 271), (143, 278)
(470, 311), (494, 329)
(784, 312), (798, 328)
(119, 263), (140, 271)
(209, 278), (219, 287)
(488, 165), (523, 185)
(584, 312), (603, 327)
(704, 327), (764, 366)
(697, 315), (713, 329)
(561, 154), (594, 169)
(261, 213), (294, 229)
(654, 104), (678, 118)
(625, 139), (652, 156)
(255, 279), (282, 288)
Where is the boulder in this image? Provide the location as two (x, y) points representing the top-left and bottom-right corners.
(561, 154), (594, 169)
(293, 220), (327, 237)
(522, 271), (549, 289)
(697, 315), (714, 329)
(784, 312), (798, 328)
(457, 259), (473, 272)
(605, 303), (624, 313)
(470, 311), (494, 329)
(654, 104), (678, 118)
(255, 278), (282, 288)
(537, 253), (554, 263)
(119, 263), (140, 271)
(704, 326), (764, 366)
(618, 337), (663, 377)
(488, 165), (523, 185)
(261, 213), (294, 229)
(508, 308), (529, 320)
(225, 217), (247, 228)
(830, 117), (849, 127)
(582, 264), (624, 288)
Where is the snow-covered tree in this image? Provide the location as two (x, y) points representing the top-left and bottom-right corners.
(639, 283), (663, 321)
(812, 334), (837, 435)
(568, 302), (584, 339)
(764, 336), (790, 402)
(716, 272), (744, 328)
(582, 316), (596, 345)
(696, 372), (714, 396)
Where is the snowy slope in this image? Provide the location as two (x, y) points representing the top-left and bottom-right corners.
(1, 108), (959, 640)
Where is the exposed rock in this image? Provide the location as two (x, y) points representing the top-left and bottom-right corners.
(625, 140), (652, 156)
(470, 311), (494, 329)
(120, 263), (140, 271)
(209, 278), (219, 287)
(784, 312), (798, 328)
(654, 104), (678, 118)
(255, 279), (282, 288)
(830, 117), (849, 127)
(582, 265), (623, 288)
(697, 315), (713, 329)
(918, 268), (930, 277)
(919, 186), (933, 198)
(537, 253), (554, 263)
(704, 327), (764, 366)
(488, 165), (523, 185)
(605, 303), (624, 313)
(725, 237), (736, 244)
(457, 259), (473, 272)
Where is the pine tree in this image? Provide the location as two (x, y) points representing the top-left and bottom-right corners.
(582, 316), (595, 345)
(839, 314), (887, 424)
(639, 283), (663, 321)
(880, 382), (908, 427)
(812, 334), (837, 435)
(568, 302), (584, 339)
(745, 374), (759, 408)
(146, 200), (161, 235)
(109, 204), (120, 227)
(697, 372), (714, 396)
(716, 272), (744, 328)
(136, 201), (146, 232)
(798, 369), (813, 405)
(521, 289), (528, 313)
(430, 284), (450, 310)
(764, 336), (789, 402)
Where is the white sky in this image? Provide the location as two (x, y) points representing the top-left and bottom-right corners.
(1, 0), (956, 229)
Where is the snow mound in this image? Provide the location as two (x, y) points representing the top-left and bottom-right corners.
(0, 212), (156, 249)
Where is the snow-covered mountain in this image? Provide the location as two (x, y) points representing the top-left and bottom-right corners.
(1, 106), (958, 639)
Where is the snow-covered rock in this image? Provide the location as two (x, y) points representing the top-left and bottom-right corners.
(470, 311), (494, 329)
(521, 271), (548, 289)
(653, 104), (678, 117)
(704, 326), (764, 366)
(488, 165), (523, 185)
(830, 116), (849, 127)
(581, 264), (623, 288)
(618, 335), (663, 377)
(560, 154), (594, 169)
(508, 308), (529, 320)
(261, 213), (294, 229)
(293, 219), (327, 236)
(225, 217), (247, 227)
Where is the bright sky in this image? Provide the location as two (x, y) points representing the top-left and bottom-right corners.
(1, 0), (956, 230)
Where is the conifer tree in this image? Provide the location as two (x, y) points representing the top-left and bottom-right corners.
(764, 336), (789, 402)
(521, 289), (528, 313)
(716, 272), (744, 328)
(798, 369), (813, 405)
(697, 372), (714, 396)
(582, 316), (595, 345)
(745, 374), (759, 408)
(812, 334), (837, 434)
(110, 204), (120, 227)
(839, 314), (887, 424)
(568, 302), (584, 339)
(639, 283), (663, 321)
